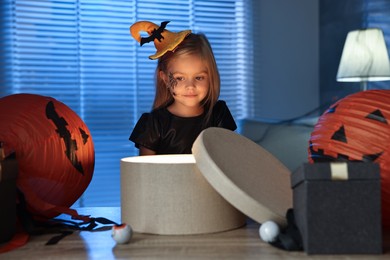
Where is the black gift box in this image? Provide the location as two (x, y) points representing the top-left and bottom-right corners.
(291, 162), (382, 254)
(0, 153), (18, 243)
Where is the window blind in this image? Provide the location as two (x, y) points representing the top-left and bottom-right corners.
(1, 0), (252, 207)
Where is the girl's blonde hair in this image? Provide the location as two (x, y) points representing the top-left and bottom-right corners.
(153, 33), (220, 121)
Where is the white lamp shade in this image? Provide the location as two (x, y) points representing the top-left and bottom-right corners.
(336, 28), (390, 82)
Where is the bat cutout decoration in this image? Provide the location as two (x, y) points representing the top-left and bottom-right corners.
(46, 100), (85, 175)
(140, 21), (170, 46)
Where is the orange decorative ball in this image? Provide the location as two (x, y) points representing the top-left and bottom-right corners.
(0, 94), (94, 220)
(309, 90), (390, 229)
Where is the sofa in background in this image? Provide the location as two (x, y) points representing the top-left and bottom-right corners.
(237, 117), (318, 173)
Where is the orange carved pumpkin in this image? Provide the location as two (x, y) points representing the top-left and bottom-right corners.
(0, 93), (94, 220)
(309, 90), (390, 229)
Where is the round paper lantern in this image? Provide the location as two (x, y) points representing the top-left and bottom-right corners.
(308, 90), (390, 229)
(0, 93), (94, 220)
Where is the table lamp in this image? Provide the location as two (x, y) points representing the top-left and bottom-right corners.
(336, 28), (390, 91)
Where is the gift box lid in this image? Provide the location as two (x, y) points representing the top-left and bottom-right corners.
(291, 162), (380, 189)
(192, 127), (292, 226)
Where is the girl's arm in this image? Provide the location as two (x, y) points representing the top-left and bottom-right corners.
(139, 145), (156, 156)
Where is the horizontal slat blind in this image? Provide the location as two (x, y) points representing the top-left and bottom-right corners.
(0, 3), (13, 97)
(10, 1), (80, 108)
(1, 0), (252, 207)
(77, 0), (136, 206)
(193, 0), (251, 119)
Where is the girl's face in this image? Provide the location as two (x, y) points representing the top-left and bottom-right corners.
(162, 54), (209, 116)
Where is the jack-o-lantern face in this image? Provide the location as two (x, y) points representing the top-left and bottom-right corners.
(309, 89), (390, 229)
(310, 106), (387, 163)
(0, 94), (94, 220)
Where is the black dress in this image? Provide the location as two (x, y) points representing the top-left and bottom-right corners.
(129, 100), (237, 154)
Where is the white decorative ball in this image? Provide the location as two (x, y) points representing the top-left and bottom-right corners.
(259, 221), (280, 243)
(111, 223), (133, 244)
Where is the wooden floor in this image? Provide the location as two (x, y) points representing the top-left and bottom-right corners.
(2, 207), (390, 259)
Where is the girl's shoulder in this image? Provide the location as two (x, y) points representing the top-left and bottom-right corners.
(150, 106), (169, 117)
(146, 106), (178, 125)
(212, 100), (229, 113)
(210, 100), (236, 130)
(134, 107), (170, 126)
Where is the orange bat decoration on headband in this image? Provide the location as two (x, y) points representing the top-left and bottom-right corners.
(130, 20), (191, 59)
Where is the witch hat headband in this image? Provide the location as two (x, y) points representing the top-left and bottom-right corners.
(130, 21), (191, 60)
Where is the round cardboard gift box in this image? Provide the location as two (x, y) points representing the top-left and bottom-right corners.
(120, 127), (292, 235)
(120, 154), (246, 235)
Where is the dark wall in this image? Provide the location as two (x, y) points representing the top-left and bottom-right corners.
(251, 0), (319, 120)
(320, 0), (364, 108)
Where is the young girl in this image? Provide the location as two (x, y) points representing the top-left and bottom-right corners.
(129, 21), (236, 155)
